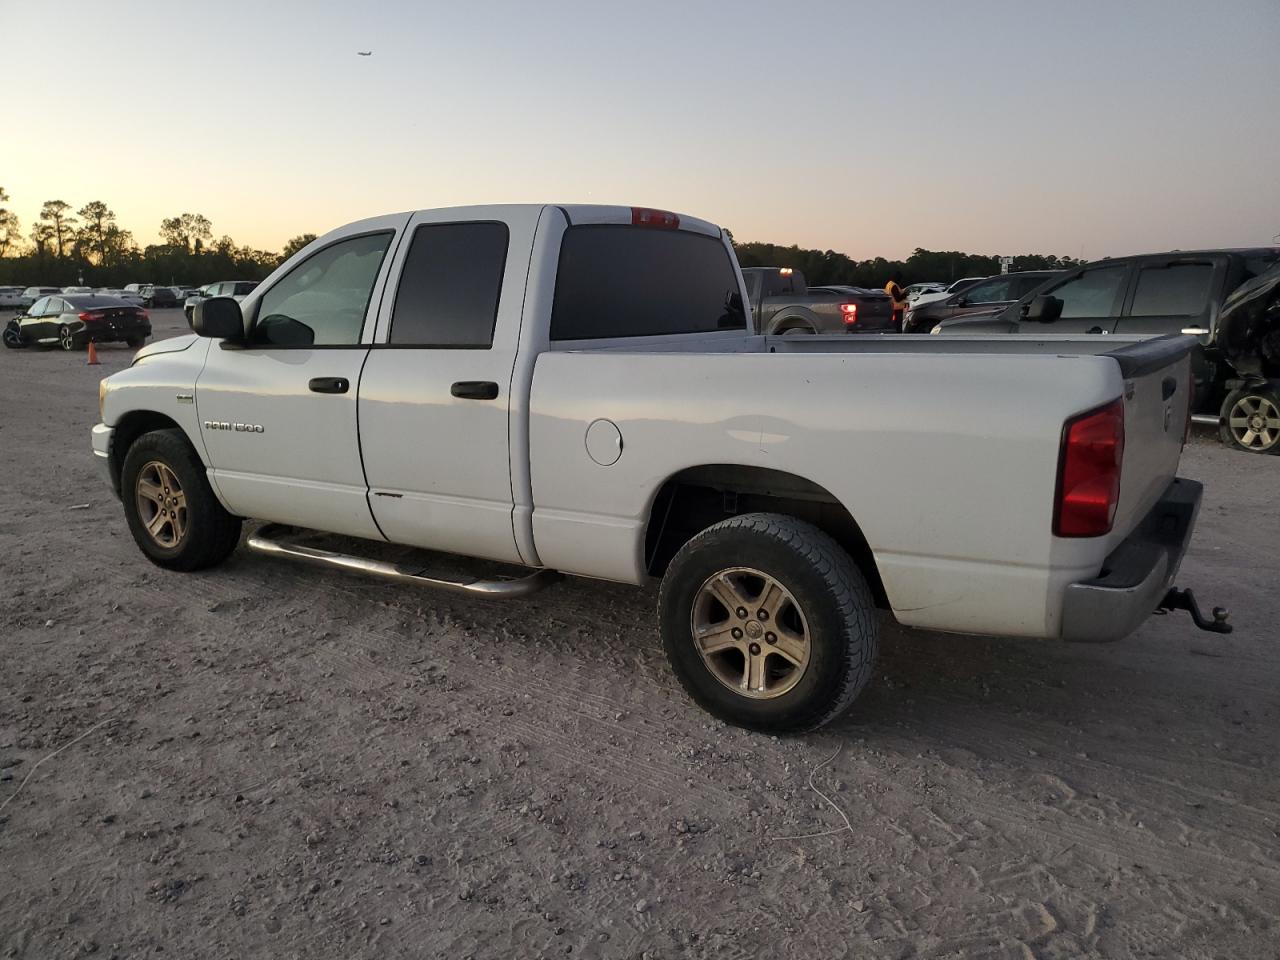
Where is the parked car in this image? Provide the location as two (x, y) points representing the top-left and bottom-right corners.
(92, 203), (1224, 732)
(0, 286), (25, 310)
(740, 267), (896, 333)
(184, 280), (258, 321)
(61, 285), (94, 294)
(4, 294), (150, 350)
(17, 286), (61, 309)
(140, 284), (179, 308)
(904, 282), (946, 302)
(907, 276), (987, 316)
(97, 288), (147, 306)
(903, 271), (1060, 333)
(931, 248), (1280, 438)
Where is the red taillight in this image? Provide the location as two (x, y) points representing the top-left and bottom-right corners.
(137, 308), (150, 320)
(78, 311), (105, 322)
(1053, 399), (1125, 538)
(631, 207), (680, 229)
(840, 303), (858, 325)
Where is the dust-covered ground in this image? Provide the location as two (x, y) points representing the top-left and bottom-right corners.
(1, 310), (1277, 959)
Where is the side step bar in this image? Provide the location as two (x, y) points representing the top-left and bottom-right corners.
(246, 524), (561, 599)
(1190, 414), (1219, 426)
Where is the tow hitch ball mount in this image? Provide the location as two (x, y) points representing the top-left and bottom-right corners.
(1158, 588), (1233, 634)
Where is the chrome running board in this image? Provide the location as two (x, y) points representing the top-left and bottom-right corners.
(1189, 414), (1218, 426)
(246, 524), (560, 598)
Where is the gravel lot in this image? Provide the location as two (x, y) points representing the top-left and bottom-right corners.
(1, 309), (1277, 959)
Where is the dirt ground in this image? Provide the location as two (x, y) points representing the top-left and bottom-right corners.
(1, 309), (1276, 959)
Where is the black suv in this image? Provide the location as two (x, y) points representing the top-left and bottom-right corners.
(933, 248), (1280, 452)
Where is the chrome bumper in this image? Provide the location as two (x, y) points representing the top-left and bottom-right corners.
(1060, 478), (1201, 642)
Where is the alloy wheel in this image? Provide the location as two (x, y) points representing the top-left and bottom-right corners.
(690, 566), (811, 699)
(1227, 394), (1280, 452)
(134, 461), (188, 548)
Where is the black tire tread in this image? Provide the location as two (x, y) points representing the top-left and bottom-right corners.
(659, 512), (878, 731)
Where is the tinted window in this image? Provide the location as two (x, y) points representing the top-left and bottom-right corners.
(389, 222), (509, 347)
(29, 297), (49, 315)
(551, 226), (743, 340)
(960, 277), (1015, 303)
(252, 232), (392, 347)
(1011, 274), (1051, 298)
(232, 282), (257, 295)
(1129, 263), (1212, 317)
(1045, 266), (1128, 318)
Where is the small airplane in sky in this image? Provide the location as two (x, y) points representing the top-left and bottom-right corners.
(356, 51), (372, 56)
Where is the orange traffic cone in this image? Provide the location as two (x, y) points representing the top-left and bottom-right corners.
(86, 341), (100, 366)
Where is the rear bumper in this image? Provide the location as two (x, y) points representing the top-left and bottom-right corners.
(1059, 477), (1201, 642)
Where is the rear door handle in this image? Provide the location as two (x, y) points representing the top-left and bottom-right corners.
(308, 377), (349, 394)
(451, 380), (499, 400)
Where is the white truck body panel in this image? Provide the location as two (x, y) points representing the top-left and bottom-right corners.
(95, 203), (1198, 647)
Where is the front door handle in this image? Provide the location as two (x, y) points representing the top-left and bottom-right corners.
(451, 380), (499, 400)
(308, 377), (349, 394)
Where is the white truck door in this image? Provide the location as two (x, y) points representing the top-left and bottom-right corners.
(195, 217), (407, 539)
(357, 206), (541, 564)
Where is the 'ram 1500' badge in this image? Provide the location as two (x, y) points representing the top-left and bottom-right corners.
(203, 421), (265, 433)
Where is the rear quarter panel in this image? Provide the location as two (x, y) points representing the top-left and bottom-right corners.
(528, 349), (1129, 639)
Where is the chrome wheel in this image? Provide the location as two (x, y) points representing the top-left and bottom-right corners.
(134, 461), (188, 548)
(1227, 394), (1280, 452)
(59, 324), (75, 351)
(690, 566), (810, 699)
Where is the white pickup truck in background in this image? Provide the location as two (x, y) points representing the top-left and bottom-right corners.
(91, 204), (1229, 731)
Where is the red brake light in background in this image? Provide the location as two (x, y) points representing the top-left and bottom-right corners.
(840, 303), (858, 325)
(1054, 399), (1125, 538)
(631, 207), (680, 229)
(78, 311), (104, 322)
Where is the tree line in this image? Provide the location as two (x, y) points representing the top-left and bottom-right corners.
(730, 237), (1082, 289)
(0, 187), (316, 288)
(0, 186), (1082, 292)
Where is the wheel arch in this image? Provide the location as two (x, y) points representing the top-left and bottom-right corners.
(643, 463), (887, 607)
(765, 307), (821, 335)
(109, 411), (205, 495)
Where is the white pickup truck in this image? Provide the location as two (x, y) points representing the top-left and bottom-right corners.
(91, 204), (1229, 731)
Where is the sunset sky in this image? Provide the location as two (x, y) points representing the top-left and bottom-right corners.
(6, 0), (1278, 260)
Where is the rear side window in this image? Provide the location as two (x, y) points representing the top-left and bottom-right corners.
(389, 222), (509, 347)
(550, 226), (744, 340)
(1011, 274), (1050, 298)
(1129, 263), (1213, 317)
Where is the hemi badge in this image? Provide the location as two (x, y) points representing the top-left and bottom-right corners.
(176, 394), (194, 404)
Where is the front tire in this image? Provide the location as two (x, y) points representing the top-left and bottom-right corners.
(658, 513), (878, 732)
(1219, 385), (1280, 455)
(121, 429), (242, 571)
(2, 320), (23, 349)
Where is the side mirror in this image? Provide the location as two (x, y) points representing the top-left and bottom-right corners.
(1024, 294), (1063, 323)
(191, 295), (244, 340)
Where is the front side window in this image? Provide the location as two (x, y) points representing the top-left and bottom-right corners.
(1129, 263), (1212, 317)
(550, 226), (744, 340)
(960, 277), (1014, 304)
(389, 222), (509, 347)
(251, 232), (392, 347)
(28, 297), (49, 316)
(1011, 274), (1050, 298)
(1045, 266), (1128, 318)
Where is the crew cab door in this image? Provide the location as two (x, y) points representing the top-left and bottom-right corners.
(1025, 263), (1130, 334)
(194, 215), (407, 539)
(356, 206), (541, 565)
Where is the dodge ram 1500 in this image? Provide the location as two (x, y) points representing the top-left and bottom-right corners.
(92, 204), (1229, 731)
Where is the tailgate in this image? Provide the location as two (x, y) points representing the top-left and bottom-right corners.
(1106, 338), (1194, 546)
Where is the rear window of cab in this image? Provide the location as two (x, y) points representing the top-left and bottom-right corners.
(550, 226), (744, 340)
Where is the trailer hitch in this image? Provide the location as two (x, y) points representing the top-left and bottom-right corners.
(1158, 588), (1233, 634)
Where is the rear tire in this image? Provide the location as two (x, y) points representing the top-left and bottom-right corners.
(121, 429), (242, 571)
(126, 335), (146, 348)
(1219, 385), (1280, 455)
(658, 513), (878, 732)
(59, 324), (77, 351)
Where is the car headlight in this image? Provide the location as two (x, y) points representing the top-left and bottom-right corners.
(929, 324), (943, 335)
